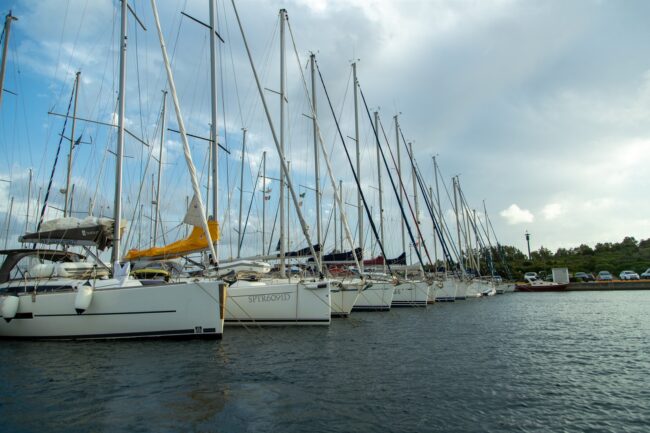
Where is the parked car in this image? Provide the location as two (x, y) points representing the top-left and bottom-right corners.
(619, 270), (640, 280)
(597, 271), (613, 281)
(641, 268), (650, 279)
(523, 272), (538, 280)
(574, 272), (595, 281)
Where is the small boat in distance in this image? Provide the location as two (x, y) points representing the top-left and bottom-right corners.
(515, 276), (568, 292)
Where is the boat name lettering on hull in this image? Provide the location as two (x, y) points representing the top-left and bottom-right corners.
(248, 293), (291, 303)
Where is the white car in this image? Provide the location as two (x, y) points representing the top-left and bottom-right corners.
(641, 268), (650, 279)
(597, 271), (613, 281)
(523, 272), (538, 280)
(619, 270), (640, 280)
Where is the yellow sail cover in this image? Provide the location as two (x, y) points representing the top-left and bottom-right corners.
(124, 220), (220, 261)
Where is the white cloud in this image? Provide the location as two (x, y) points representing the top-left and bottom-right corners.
(500, 204), (534, 225)
(542, 203), (563, 220)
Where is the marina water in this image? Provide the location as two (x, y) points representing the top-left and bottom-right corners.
(1, 290), (649, 432)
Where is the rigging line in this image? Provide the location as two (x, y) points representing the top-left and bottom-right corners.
(132, 0), (147, 146)
(67, 0), (91, 71)
(435, 167), (468, 269)
(315, 60), (393, 276)
(231, 1), (323, 273)
(454, 177), (472, 259)
(285, 50), (358, 274)
(218, 39), (235, 259)
(238, 158), (264, 253)
(413, 159), (456, 270)
(321, 199), (335, 250)
(430, 157), (463, 262)
(90, 99), (119, 216)
(242, 14), (278, 127)
(170, 0), (189, 67)
(121, 95), (165, 254)
(437, 162), (457, 217)
(221, 0), (244, 127)
(398, 126), (455, 270)
(267, 188), (280, 256)
(36, 79), (76, 232)
(470, 209), (496, 276)
(458, 187), (488, 256)
(7, 33), (34, 168)
(50, 0), (72, 107)
(360, 91), (428, 273)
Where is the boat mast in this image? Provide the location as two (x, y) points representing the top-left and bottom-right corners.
(64, 71), (81, 217)
(286, 160), (291, 263)
(262, 150), (266, 256)
(279, 8), (287, 277)
(289, 49), (362, 271)
(473, 208), (480, 274)
(483, 200), (490, 247)
(231, 1), (322, 271)
(374, 111), (386, 272)
(352, 62), (363, 273)
(339, 180), (343, 253)
(333, 184), (338, 252)
(150, 0), (217, 262)
(453, 176), (462, 274)
(25, 168), (32, 232)
(111, 0), (128, 264)
(237, 128), (246, 258)
(429, 186), (436, 268)
(4, 196), (13, 249)
(153, 90), (166, 244)
(433, 156), (444, 270)
(209, 0), (219, 258)
(410, 142), (422, 265)
(310, 53), (322, 272)
(395, 115), (405, 256)
(0, 11), (17, 111)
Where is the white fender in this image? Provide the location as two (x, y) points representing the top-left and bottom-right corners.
(1, 296), (20, 322)
(74, 284), (94, 314)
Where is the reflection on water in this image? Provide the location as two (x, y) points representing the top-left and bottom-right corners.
(1, 291), (650, 432)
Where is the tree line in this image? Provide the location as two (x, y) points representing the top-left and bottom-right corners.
(490, 236), (650, 279)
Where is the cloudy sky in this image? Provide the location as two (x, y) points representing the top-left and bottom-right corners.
(1, 0), (649, 262)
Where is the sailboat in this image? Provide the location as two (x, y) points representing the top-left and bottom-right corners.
(0, 1), (226, 339)
(167, 6), (331, 327)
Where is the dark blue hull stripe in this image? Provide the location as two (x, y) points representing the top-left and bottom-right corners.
(224, 319), (329, 324)
(0, 328), (222, 340)
(352, 306), (390, 312)
(391, 302), (427, 307)
(35, 310), (177, 318)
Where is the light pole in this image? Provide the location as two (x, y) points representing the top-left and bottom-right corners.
(525, 230), (531, 260)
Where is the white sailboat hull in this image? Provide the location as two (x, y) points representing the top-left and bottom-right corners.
(330, 280), (362, 317)
(352, 281), (395, 311)
(224, 279), (331, 326)
(431, 279), (457, 302)
(0, 280), (226, 340)
(455, 280), (468, 300)
(392, 281), (429, 307)
(465, 280), (485, 298)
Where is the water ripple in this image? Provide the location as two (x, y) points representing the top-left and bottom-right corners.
(1, 291), (650, 432)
